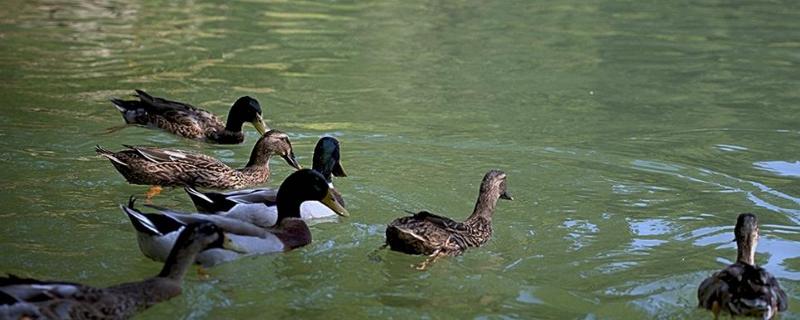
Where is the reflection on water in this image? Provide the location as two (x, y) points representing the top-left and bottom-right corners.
(755, 161), (800, 178)
(0, 0), (799, 319)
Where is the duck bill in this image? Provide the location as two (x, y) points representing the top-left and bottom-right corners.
(252, 117), (269, 136)
(221, 235), (249, 254)
(282, 153), (302, 170)
(321, 189), (349, 217)
(500, 190), (513, 200)
(332, 160), (347, 177)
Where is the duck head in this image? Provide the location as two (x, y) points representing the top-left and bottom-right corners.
(312, 136), (346, 182)
(481, 170), (513, 201)
(276, 169), (349, 221)
(227, 96), (268, 135)
(735, 213), (759, 265)
(247, 130), (301, 170)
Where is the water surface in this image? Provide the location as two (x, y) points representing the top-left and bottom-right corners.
(0, 0), (799, 319)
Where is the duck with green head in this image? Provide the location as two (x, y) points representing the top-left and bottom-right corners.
(121, 169), (348, 266)
(96, 130), (301, 200)
(111, 90), (268, 144)
(0, 222), (233, 320)
(183, 136), (348, 227)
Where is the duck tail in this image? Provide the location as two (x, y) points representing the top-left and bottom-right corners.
(120, 197), (184, 236)
(95, 145), (128, 167)
(184, 186), (215, 209)
(134, 89), (155, 103)
(120, 197), (161, 236)
(109, 95), (147, 124)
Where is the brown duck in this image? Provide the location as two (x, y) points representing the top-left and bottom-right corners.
(0, 222), (233, 320)
(96, 130), (301, 199)
(111, 90), (268, 144)
(697, 213), (788, 319)
(383, 170), (512, 269)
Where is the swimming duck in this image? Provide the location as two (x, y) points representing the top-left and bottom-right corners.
(382, 170), (512, 270)
(111, 90), (268, 144)
(697, 213), (788, 319)
(0, 222), (231, 320)
(96, 130), (301, 200)
(184, 136), (348, 226)
(122, 169), (348, 266)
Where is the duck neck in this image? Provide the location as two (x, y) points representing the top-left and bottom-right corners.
(241, 145), (272, 183)
(224, 109), (245, 133)
(466, 190), (499, 223)
(736, 235), (757, 265)
(157, 242), (199, 281)
(276, 199), (303, 223)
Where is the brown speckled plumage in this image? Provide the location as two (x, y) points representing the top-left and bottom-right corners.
(697, 213), (788, 319)
(385, 170), (512, 268)
(110, 90), (267, 144)
(0, 222), (223, 320)
(96, 130), (300, 190)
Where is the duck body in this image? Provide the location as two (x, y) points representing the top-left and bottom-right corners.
(0, 276), (179, 320)
(384, 170), (512, 268)
(184, 137), (348, 224)
(0, 222), (227, 319)
(698, 262), (787, 319)
(123, 169), (348, 266)
(386, 211), (489, 256)
(96, 130), (300, 190)
(111, 90), (268, 144)
(697, 213), (788, 319)
(183, 187), (339, 227)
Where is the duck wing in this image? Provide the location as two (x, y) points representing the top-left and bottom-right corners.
(386, 211), (467, 255)
(412, 211), (467, 232)
(123, 146), (227, 173)
(185, 187), (277, 213)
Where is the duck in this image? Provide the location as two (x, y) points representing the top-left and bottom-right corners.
(184, 136), (348, 226)
(110, 90), (268, 144)
(381, 170), (512, 270)
(96, 130), (301, 200)
(697, 213), (788, 319)
(121, 169), (348, 266)
(0, 222), (233, 320)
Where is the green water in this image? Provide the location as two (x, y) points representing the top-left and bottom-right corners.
(1, 0), (799, 318)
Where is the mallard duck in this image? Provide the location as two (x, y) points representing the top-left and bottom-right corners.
(697, 213), (788, 319)
(111, 90), (268, 144)
(382, 170), (512, 270)
(0, 222), (233, 320)
(122, 169), (348, 266)
(96, 130), (301, 200)
(184, 136), (348, 225)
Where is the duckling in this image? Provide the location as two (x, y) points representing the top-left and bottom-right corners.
(184, 136), (348, 226)
(0, 222), (231, 320)
(111, 90), (268, 144)
(96, 130), (301, 200)
(122, 169), (347, 266)
(698, 213), (788, 319)
(383, 170), (512, 270)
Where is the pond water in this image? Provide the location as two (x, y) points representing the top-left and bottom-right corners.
(0, 0), (798, 319)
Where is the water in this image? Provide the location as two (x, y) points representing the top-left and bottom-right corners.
(1, 0), (798, 318)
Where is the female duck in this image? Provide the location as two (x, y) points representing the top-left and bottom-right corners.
(184, 136), (348, 226)
(0, 222), (231, 320)
(111, 90), (268, 144)
(383, 170), (512, 270)
(697, 213), (788, 319)
(96, 130), (301, 199)
(121, 169), (347, 266)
